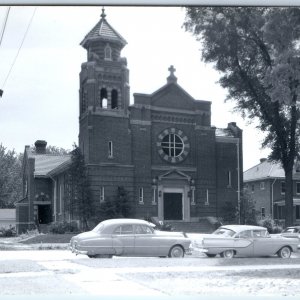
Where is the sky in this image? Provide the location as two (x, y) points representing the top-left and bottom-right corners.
(0, 6), (270, 170)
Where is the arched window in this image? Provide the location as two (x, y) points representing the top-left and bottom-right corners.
(100, 88), (108, 108)
(111, 89), (118, 109)
(104, 44), (112, 61)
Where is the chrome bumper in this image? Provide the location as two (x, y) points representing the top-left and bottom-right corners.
(69, 243), (88, 255)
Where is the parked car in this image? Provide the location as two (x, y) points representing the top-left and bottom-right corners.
(280, 226), (300, 239)
(191, 225), (299, 258)
(70, 218), (191, 258)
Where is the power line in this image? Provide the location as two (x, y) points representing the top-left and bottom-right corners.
(1, 7), (37, 95)
(0, 7), (10, 47)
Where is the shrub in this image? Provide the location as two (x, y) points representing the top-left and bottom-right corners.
(49, 221), (79, 234)
(0, 226), (16, 237)
(258, 216), (283, 233)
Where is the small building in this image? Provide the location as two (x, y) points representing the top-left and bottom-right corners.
(244, 158), (300, 224)
(15, 141), (70, 234)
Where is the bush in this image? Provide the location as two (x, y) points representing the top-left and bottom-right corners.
(0, 226), (16, 237)
(258, 216), (283, 233)
(49, 221), (79, 234)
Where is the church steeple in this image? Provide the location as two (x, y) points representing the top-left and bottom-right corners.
(79, 9), (130, 115)
(80, 9), (127, 51)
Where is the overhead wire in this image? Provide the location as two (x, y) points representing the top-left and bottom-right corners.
(1, 7), (37, 95)
(0, 7), (10, 47)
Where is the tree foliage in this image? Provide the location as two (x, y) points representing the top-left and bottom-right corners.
(64, 145), (94, 230)
(99, 186), (131, 220)
(184, 7), (300, 226)
(0, 144), (22, 207)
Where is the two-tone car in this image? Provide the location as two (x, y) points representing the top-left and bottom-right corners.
(191, 224), (299, 258)
(70, 218), (191, 258)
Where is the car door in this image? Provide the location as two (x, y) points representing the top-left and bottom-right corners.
(134, 224), (158, 256)
(112, 224), (135, 256)
(233, 230), (254, 257)
(253, 229), (274, 256)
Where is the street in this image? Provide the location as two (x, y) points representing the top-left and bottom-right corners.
(1, 250), (300, 298)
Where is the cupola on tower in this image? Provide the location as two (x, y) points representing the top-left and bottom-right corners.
(79, 9), (130, 163)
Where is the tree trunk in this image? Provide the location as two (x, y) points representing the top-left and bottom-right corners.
(285, 168), (294, 227)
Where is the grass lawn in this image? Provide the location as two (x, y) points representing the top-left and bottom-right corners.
(20, 233), (77, 244)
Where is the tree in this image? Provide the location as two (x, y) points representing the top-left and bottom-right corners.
(65, 145), (94, 230)
(0, 144), (22, 207)
(99, 186), (131, 220)
(184, 7), (300, 226)
(239, 190), (259, 225)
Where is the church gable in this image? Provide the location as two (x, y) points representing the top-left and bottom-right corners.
(151, 83), (196, 111)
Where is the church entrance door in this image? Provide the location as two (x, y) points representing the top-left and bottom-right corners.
(163, 193), (183, 220)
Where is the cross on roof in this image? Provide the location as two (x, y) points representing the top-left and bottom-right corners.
(101, 8), (106, 19)
(168, 65), (176, 76)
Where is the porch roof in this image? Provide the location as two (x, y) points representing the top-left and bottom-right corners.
(274, 199), (300, 206)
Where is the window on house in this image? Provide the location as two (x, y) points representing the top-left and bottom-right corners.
(139, 188), (144, 204)
(227, 171), (232, 187)
(281, 181), (286, 194)
(205, 189), (209, 206)
(260, 182), (265, 190)
(100, 187), (105, 203)
(191, 187), (195, 205)
(152, 186), (156, 204)
(100, 88), (108, 108)
(111, 89), (118, 109)
(296, 205), (300, 220)
(104, 44), (112, 60)
(108, 141), (113, 158)
(251, 184), (255, 193)
(261, 207), (265, 218)
(296, 182), (300, 194)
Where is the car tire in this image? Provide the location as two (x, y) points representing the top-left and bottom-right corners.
(277, 246), (291, 258)
(168, 245), (184, 258)
(205, 253), (216, 258)
(220, 250), (235, 259)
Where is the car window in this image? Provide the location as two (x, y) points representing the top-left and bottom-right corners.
(283, 228), (297, 233)
(135, 225), (153, 234)
(213, 228), (235, 237)
(236, 230), (252, 238)
(253, 230), (269, 238)
(113, 225), (133, 235)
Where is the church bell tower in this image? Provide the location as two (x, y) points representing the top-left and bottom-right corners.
(79, 9), (131, 164)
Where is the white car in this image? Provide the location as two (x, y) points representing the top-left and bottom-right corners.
(191, 225), (299, 258)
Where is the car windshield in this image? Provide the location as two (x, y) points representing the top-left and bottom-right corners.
(92, 223), (104, 233)
(213, 227), (236, 237)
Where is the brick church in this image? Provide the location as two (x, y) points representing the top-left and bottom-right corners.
(16, 10), (243, 233)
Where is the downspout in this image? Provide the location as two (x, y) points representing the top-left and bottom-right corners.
(49, 175), (57, 223)
(271, 178), (277, 219)
(237, 139), (241, 224)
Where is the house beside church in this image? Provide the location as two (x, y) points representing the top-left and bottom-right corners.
(244, 158), (300, 225)
(15, 10), (243, 233)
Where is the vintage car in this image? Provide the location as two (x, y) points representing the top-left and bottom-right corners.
(70, 218), (191, 258)
(191, 225), (299, 258)
(280, 226), (300, 239)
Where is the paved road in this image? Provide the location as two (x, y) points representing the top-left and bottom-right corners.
(1, 250), (300, 297)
